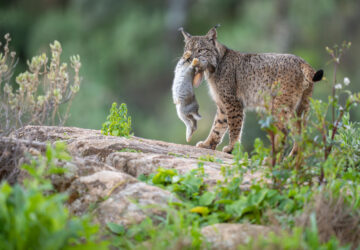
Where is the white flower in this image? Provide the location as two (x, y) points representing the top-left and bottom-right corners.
(344, 77), (350, 86)
(334, 83), (342, 89)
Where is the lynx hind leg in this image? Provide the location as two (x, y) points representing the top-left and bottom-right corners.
(271, 92), (301, 157)
(289, 84), (314, 156)
(183, 50), (192, 60)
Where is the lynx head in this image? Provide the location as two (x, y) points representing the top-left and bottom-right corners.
(179, 25), (221, 86)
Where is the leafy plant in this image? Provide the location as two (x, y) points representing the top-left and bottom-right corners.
(0, 143), (108, 250)
(101, 102), (132, 137)
(22, 142), (70, 188)
(140, 160), (307, 226)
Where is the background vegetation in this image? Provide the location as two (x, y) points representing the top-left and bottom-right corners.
(1, 0), (360, 150)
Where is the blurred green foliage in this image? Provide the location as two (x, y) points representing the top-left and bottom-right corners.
(1, 0), (359, 150)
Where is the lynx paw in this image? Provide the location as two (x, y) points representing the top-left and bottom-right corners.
(183, 50), (192, 60)
(191, 58), (200, 67)
(196, 141), (212, 149)
(222, 145), (233, 154)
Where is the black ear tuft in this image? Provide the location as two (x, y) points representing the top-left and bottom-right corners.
(313, 69), (324, 82)
(206, 26), (218, 40)
(178, 27), (192, 41)
(207, 24), (221, 42)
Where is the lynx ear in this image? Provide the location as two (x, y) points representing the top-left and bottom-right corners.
(193, 72), (204, 88)
(178, 27), (191, 42)
(206, 24), (220, 41)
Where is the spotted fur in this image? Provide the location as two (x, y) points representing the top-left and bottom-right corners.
(179, 26), (323, 153)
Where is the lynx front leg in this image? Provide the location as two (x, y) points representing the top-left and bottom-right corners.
(222, 100), (245, 154)
(196, 107), (228, 150)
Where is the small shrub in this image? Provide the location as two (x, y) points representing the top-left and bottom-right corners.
(0, 33), (82, 136)
(101, 102), (132, 137)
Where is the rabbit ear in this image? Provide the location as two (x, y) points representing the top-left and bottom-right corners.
(193, 72), (204, 88)
(178, 27), (192, 42)
(206, 24), (220, 40)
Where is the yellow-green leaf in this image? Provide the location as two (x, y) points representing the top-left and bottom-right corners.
(190, 206), (210, 216)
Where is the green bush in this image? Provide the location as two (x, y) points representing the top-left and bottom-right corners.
(0, 34), (82, 136)
(101, 102), (132, 137)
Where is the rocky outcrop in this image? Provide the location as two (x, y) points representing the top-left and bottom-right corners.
(67, 170), (178, 228)
(1, 125), (270, 248)
(12, 125), (265, 190)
